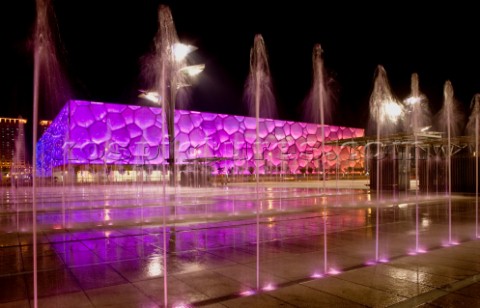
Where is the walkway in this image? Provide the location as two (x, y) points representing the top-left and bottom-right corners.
(206, 239), (480, 307)
(1, 181), (479, 307)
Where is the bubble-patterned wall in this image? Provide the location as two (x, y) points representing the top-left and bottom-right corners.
(37, 100), (364, 176)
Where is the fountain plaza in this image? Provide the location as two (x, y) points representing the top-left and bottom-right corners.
(3, 1), (480, 307)
(1, 177), (480, 307)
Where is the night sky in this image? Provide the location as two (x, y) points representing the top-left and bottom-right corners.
(4, 1), (480, 132)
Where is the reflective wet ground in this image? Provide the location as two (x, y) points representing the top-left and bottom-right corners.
(1, 180), (479, 307)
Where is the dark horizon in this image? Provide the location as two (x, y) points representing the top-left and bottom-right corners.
(4, 1), (480, 135)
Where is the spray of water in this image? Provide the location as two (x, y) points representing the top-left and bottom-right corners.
(465, 94), (480, 136)
(243, 33), (279, 291)
(440, 81), (456, 244)
(303, 44), (331, 272)
(33, 0), (72, 119)
(405, 73), (431, 134)
(302, 44), (334, 124)
(368, 65), (403, 136)
(435, 81), (464, 137)
(466, 94), (480, 238)
(250, 33), (265, 292)
(244, 34), (277, 119)
(407, 73), (429, 254)
(142, 5), (189, 188)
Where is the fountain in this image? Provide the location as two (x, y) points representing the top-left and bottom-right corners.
(368, 65), (404, 191)
(243, 33), (278, 291)
(405, 73), (430, 254)
(303, 43), (332, 273)
(437, 81), (459, 245)
(142, 4), (198, 188)
(145, 5), (180, 305)
(368, 65), (403, 261)
(466, 93), (480, 238)
(302, 44), (332, 193)
(32, 0), (73, 306)
(244, 34), (277, 120)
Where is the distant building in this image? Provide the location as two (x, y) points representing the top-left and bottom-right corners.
(0, 117), (29, 185)
(39, 120), (52, 137)
(37, 100), (365, 183)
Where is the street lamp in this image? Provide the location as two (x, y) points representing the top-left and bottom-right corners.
(140, 43), (204, 186)
(138, 90), (161, 103)
(380, 100), (403, 123)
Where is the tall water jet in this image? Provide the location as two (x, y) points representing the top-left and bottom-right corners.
(303, 44), (331, 273)
(438, 81), (458, 244)
(144, 5), (181, 306)
(33, 1), (72, 306)
(411, 73), (421, 254)
(405, 73), (429, 254)
(244, 33), (278, 291)
(466, 94), (480, 238)
(368, 65), (403, 261)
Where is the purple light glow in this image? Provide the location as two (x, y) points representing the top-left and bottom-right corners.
(327, 268), (341, 275)
(408, 248), (427, 255)
(240, 290), (256, 296)
(442, 240), (460, 247)
(37, 100), (365, 176)
(365, 258), (388, 265)
(311, 272), (324, 278)
(262, 283), (276, 291)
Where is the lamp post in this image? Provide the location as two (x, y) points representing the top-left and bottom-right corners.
(140, 43), (204, 186)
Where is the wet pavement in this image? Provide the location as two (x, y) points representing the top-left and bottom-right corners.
(1, 180), (479, 307)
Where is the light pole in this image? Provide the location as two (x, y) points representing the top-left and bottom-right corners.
(140, 43), (204, 186)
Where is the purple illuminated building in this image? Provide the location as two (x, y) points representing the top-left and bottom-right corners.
(37, 100), (364, 181)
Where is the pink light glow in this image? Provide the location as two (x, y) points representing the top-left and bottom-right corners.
(311, 272), (324, 278)
(262, 283), (276, 291)
(240, 290), (256, 296)
(442, 240), (459, 247)
(327, 268), (341, 275)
